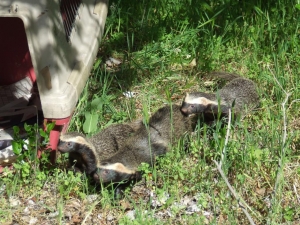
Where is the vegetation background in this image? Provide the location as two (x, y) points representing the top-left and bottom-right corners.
(1, 0), (300, 224)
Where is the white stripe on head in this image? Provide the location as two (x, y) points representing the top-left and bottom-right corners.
(99, 162), (135, 175)
(60, 135), (89, 146)
(60, 133), (99, 162)
(60, 132), (85, 141)
(185, 95), (217, 105)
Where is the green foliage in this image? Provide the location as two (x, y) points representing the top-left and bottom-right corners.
(55, 168), (87, 199)
(1, 122), (55, 196)
(1, 0), (300, 224)
(69, 67), (132, 134)
(83, 112), (99, 133)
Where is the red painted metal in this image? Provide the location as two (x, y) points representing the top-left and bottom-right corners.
(0, 17), (36, 85)
(44, 116), (72, 163)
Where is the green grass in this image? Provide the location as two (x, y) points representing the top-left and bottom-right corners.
(1, 0), (300, 224)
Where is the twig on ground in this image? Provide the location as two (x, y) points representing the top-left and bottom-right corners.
(293, 183), (300, 204)
(213, 160), (256, 225)
(267, 67), (292, 202)
(267, 67), (296, 222)
(273, 92), (291, 193)
(213, 109), (256, 225)
(220, 108), (232, 164)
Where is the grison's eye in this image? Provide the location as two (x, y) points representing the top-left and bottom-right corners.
(103, 169), (109, 175)
(190, 104), (195, 108)
(66, 142), (73, 148)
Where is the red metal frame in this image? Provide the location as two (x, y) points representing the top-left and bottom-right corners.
(44, 117), (72, 164)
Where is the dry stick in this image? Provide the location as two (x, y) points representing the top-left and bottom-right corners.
(273, 92), (291, 193)
(288, 99), (300, 110)
(293, 183), (300, 204)
(213, 160), (256, 225)
(267, 67), (293, 212)
(213, 109), (256, 225)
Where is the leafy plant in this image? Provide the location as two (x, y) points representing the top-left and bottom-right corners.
(3, 122), (55, 192)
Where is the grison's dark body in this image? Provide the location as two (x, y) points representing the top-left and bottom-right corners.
(94, 104), (195, 184)
(57, 122), (141, 176)
(181, 72), (259, 121)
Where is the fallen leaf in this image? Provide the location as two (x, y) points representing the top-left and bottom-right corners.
(189, 58), (197, 67)
(72, 214), (82, 223)
(255, 187), (266, 196)
(119, 199), (132, 210)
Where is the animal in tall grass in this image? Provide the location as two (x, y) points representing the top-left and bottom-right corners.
(93, 104), (195, 184)
(181, 72), (259, 121)
(57, 122), (141, 176)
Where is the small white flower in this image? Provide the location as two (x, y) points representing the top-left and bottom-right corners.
(174, 48), (181, 54)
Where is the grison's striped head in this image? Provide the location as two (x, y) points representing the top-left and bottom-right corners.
(57, 132), (96, 154)
(93, 161), (136, 184)
(181, 92), (222, 115)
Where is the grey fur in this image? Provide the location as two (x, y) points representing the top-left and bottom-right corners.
(94, 104), (195, 183)
(90, 122), (141, 161)
(58, 122), (141, 175)
(181, 72), (259, 119)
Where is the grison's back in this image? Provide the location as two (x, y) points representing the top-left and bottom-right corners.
(220, 78), (259, 108)
(149, 104), (193, 145)
(88, 123), (138, 160)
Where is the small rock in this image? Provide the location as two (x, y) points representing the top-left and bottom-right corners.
(9, 197), (21, 207)
(21, 216), (31, 223)
(23, 207), (30, 215)
(106, 214), (114, 221)
(27, 199), (36, 208)
(203, 211), (211, 216)
(27, 199), (35, 205)
(126, 210), (135, 220)
(186, 204), (200, 214)
(48, 211), (59, 218)
(86, 194), (98, 203)
(21, 216), (38, 224)
(29, 217), (38, 225)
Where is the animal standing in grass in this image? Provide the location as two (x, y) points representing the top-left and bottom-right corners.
(93, 104), (195, 184)
(57, 122), (141, 176)
(180, 72), (259, 121)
